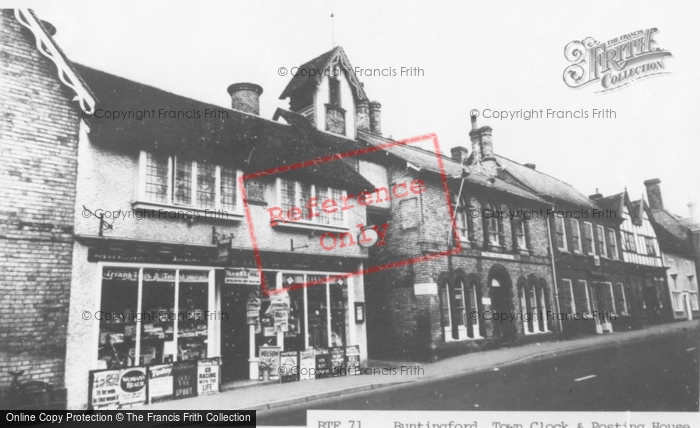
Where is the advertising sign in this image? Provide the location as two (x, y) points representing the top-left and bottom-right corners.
(118, 367), (147, 407)
(148, 364), (173, 403)
(330, 347), (346, 377)
(225, 268), (261, 285)
(280, 350), (299, 383)
(315, 348), (331, 379)
(197, 358), (220, 396)
(258, 346), (281, 380)
(345, 345), (361, 376)
(89, 369), (120, 410)
(172, 360), (198, 399)
(299, 349), (315, 381)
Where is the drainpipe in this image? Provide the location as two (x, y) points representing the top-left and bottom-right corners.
(446, 174), (468, 341)
(545, 207), (564, 339)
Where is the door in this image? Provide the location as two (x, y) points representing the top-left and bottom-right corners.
(220, 285), (249, 382)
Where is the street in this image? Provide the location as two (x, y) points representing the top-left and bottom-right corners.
(258, 328), (699, 426)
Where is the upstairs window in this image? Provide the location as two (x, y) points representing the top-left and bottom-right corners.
(596, 225), (607, 257)
(512, 214), (526, 249)
(621, 231), (637, 253)
(607, 229), (619, 260)
(554, 215), (567, 251)
(278, 179), (346, 228)
(141, 151), (240, 212)
(454, 196), (473, 242)
(569, 219), (582, 253)
(485, 203), (501, 245)
(583, 222), (595, 255)
(644, 237), (657, 256)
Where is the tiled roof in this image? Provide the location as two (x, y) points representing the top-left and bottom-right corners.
(496, 155), (598, 209)
(74, 64), (374, 194)
(358, 132), (546, 204)
(649, 208), (694, 255)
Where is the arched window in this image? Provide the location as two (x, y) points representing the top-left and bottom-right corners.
(440, 279), (482, 341)
(521, 280), (550, 334)
(484, 202), (501, 245)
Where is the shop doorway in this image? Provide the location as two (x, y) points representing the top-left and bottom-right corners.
(487, 265), (515, 342)
(220, 285), (249, 382)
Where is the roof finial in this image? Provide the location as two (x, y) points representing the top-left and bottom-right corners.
(331, 13), (335, 48)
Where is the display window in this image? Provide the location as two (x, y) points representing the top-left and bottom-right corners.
(97, 266), (214, 370)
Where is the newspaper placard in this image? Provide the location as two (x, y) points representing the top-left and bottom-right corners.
(89, 369), (120, 410)
(197, 358), (220, 396)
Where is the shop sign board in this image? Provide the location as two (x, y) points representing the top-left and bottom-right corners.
(345, 345), (361, 376)
(172, 360), (198, 399)
(330, 347), (345, 377)
(118, 367), (147, 407)
(197, 358), (220, 396)
(88, 369), (120, 410)
(315, 348), (331, 379)
(225, 268), (261, 285)
(280, 351), (299, 383)
(258, 346), (281, 380)
(148, 364), (174, 403)
(299, 349), (315, 381)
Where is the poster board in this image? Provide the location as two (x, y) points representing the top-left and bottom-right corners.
(330, 347), (346, 377)
(280, 351), (299, 383)
(345, 345), (361, 376)
(299, 349), (315, 381)
(172, 360), (198, 399)
(197, 358), (220, 396)
(148, 364), (174, 403)
(88, 369), (120, 410)
(315, 348), (331, 379)
(118, 367), (147, 408)
(258, 346), (281, 380)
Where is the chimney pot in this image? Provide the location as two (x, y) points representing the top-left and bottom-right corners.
(227, 83), (263, 115)
(643, 178), (663, 210)
(369, 101), (382, 136)
(589, 193), (603, 200)
(524, 163), (536, 170)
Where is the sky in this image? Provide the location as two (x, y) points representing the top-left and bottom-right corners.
(13, 0), (700, 216)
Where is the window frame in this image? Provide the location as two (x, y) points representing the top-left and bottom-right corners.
(596, 225), (608, 258)
(136, 151), (243, 219)
(614, 282), (628, 315)
(583, 222), (595, 255)
(274, 178), (349, 231)
(577, 279), (592, 314)
(512, 214), (526, 249)
(559, 278), (576, 314)
(607, 228), (619, 260)
(441, 281), (482, 341)
(554, 215), (567, 251)
(486, 203), (501, 246)
(570, 219), (582, 253)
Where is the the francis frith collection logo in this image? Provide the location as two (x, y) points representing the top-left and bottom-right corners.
(563, 28), (672, 92)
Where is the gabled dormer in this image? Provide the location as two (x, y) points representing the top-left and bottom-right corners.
(279, 47), (381, 140)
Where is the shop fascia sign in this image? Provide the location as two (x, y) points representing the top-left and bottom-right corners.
(225, 268), (261, 285)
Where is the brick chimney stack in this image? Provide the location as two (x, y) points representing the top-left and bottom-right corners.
(369, 101), (382, 136)
(356, 101), (370, 132)
(451, 147), (469, 163)
(479, 126), (494, 160)
(227, 83), (263, 115)
(644, 178), (663, 210)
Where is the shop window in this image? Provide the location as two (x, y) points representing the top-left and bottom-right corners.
(140, 151), (241, 212)
(559, 279), (575, 314)
(671, 291), (683, 311)
(569, 219), (582, 253)
(607, 229), (619, 260)
(596, 225), (607, 257)
(554, 215), (567, 251)
(97, 267), (212, 370)
(278, 179), (346, 228)
(282, 274), (347, 352)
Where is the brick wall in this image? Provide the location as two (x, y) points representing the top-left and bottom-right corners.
(0, 10), (80, 392)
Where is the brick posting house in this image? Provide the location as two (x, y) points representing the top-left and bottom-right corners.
(0, 9), (95, 407)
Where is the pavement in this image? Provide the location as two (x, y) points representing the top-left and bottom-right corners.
(140, 319), (699, 412)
